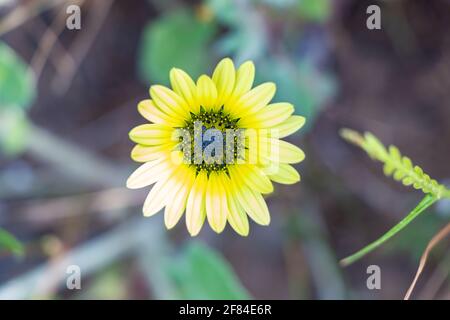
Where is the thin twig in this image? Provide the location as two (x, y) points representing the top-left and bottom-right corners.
(51, 0), (114, 95)
(29, 17), (76, 80)
(404, 222), (450, 300)
(0, 0), (66, 36)
(417, 251), (450, 299)
(29, 1), (82, 81)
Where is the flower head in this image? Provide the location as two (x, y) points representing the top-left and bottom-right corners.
(127, 58), (305, 236)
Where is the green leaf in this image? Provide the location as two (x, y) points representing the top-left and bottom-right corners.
(297, 0), (331, 23)
(0, 41), (35, 110)
(340, 194), (437, 267)
(166, 242), (250, 299)
(0, 109), (31, 156)
(138, 9), (217, 85)
(0, 228), (24, 257)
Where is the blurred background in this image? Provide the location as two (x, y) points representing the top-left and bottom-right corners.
(1, 0), (450, 300)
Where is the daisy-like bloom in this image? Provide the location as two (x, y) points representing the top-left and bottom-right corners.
(127, 58), (305, 236)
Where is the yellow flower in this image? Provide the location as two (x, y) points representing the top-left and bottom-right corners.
(127, 58), (305, 236)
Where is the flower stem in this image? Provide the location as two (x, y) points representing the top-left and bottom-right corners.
(340, 194), (438, 267)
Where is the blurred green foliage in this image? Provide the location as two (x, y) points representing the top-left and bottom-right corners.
(138, 9), (217, 85)
(254, 0), (331, 22)
(0, 42), (35, 111)
(0, 109), (30, 156)
(0, 41), (35, 157)
(0, 228), (24, 257)
(297, 0), (331, 22)
(166, 242), (250, 299)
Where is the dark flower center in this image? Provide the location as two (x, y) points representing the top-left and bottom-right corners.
(178, 106), (245, 174)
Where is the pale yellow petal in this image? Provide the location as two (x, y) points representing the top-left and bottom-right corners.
(232, 61), (254, 98)
(186, 171), (207, 236)
(267, 163), (300, 185)
(224, 61), (254, 114)
(238, 103), (294, 128)
(274, 140), (305, 164)
(150, 85), (190, 119)
(212, 58), (235, 107)
(230, 165), (273, 194)
(143, 166), (181, 217)
(244, 130), (275, 166)
(222, 175), (249, 236)
(196, 75), (218, 111)
(257, 137), (305, 164)
(170, 68), (199, 113)
(137, 99), (185, 127)
(231, 176), (270, 225)
(242, 130), (260, 165)
(205, 172), (227, 233)
(126, 158), (172, 189)
(234, 82), (276, 117)
(129, 124), (174, 145)
(164, 167), (195, 229)
(271, 115), (306, 138)
(131, 144), (176, 162)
